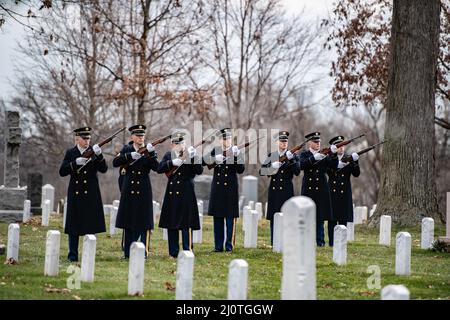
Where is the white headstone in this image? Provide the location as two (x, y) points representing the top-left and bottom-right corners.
(347, 222), (354, 241)
(395, 232), (411, 276)
(238, 196), (245, 217)
(227, 259), (248, 300)
(446, 192), (450, 238)
(281, 196), (316, 300)
(152, 201), (158, 223)
(103, 204), (113, 216)
(421, 218), (434, 249)
(354, 206), (367, 224)
(242, 175), (258, 203)
(176, 250), (195, 300)
(381, 285), (410, 300)
(128, 242), (146, 296)
(113, 200), (120, 208)
(163, 228), (168, 240)
(41, 184), (55, 212)
(80, 235), (97, 282)
(242, 206), (251, 232)
(255, 202), (263, 220)
(22, 199), (31, 223)
(273, 212), (283, 253)
(193, 213), (203, 244)
(42, 199), (51, 227)
(244, 210), (258, 248)
(248, 201), (255, 211)
(333, 225), (347, 266)
(110, 206), (118, 235)
(63, 201), (67, 229)
(265, 202), (268, 219)
(369, 204), (377, 217)
(7, 223), (20, 261)
(44, 230), (60, 276)
(379, 215), (392, 246)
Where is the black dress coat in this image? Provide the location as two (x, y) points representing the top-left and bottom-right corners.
(59, 146), (107, 235)
(327, 156), (360, 222)
(299, 150), (338, 221)
(157, 151), (203, 230)
(203, 147), (245, 218)
(112, 144), (159, 231)
(259, 151), (301, 221)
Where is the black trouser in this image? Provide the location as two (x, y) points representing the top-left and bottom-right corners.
(123, 229), (149, 258)
(270, 220), (274, 246)
(68, 234), (79, 261)
(213, 217), (235, 252)
(327, 220), (347, 247)
(167, 229), (192, 258)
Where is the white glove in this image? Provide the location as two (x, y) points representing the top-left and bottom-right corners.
(314, 153), (326, 161)
(215, 154), (225, 163)
(232, 145), (240, 156)
(330, 144), (338, 154)
(271, 161), (282, 169)
(76, 157), (88, 165)
(352, 152), (359, 161)
(286, 150), (294, 160)
(146, 143), (155, 152)
(338, 161), (348, 169)
(131, 152), (142, 160)
(172, 158), (183, 167)
(93, 144), (101, 155)
(188, 146), (196, 158)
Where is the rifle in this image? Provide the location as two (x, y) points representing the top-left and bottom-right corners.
(207, 136), (264, 170)
(339, 140), (386, 166)
(313, 133), (365, 166)
(278, 137), (314, 163)
(77, 127), (126, 174)
(120, 134), (172, 175)
(165, 130), (219, 177)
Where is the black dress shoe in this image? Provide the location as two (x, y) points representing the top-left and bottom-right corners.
(212, 249), (223, 253)
(120, 256), (129, 260)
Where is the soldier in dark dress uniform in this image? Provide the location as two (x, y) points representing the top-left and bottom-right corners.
(299, 132), (338, 247)
(259, 131), (301, 245)
(157, 132), (203, 258)
(203, 128), (245, 252)
(327, 135), (360, 246)
(112, 125), (159, 259)
(59, 127), (107, 262)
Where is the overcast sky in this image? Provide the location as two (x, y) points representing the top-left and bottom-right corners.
(0, 0), (335, 103)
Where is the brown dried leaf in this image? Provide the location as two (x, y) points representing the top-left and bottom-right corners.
(165, 281), (175, 291)
(4, 258), (18, 265)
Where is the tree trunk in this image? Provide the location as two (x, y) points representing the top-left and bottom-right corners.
(370, 0), (440, 226)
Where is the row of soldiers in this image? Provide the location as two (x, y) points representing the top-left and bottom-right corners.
(59, 126), (360, 261)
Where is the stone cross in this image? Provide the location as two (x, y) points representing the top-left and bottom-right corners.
(395, 232), (411, 276)
(22, 199), (31, 223)
(244, 210), (258, 248)
(273, 212), (283, 253)
(80, 235), (97, 282)
(346, 222), (354, 241)
(379, 215), (392, 246)
(176, 250), (195, 300)
(128, 242), (145, 296)
(381, 285), (410, 300)
(227, 259), (248, 300)
(7, 223), (20, 261)
(41, 199), (51, 227)
(333, 225), (347, 265)
(421, 218), (434, 249)
(41, 184), (55, 213)
(3, 110), (22, 188)
(44, 230), (60, 276)
(281, 196), (316, 300)
(110, 206), (118, 235)
(242, 175), (258, 203)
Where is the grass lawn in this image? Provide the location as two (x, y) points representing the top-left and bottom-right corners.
(0, 214), (449, 300)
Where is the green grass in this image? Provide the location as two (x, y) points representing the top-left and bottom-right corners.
(0, 215), (449, 300)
